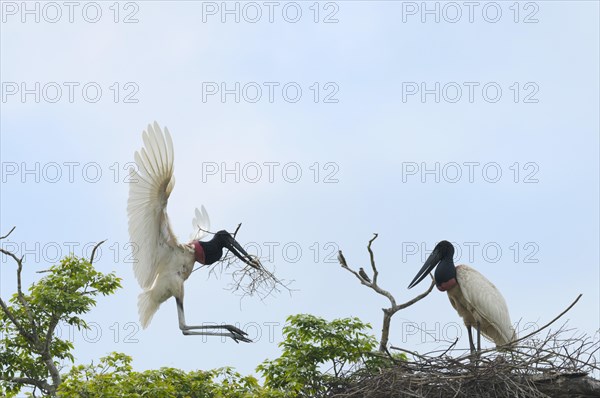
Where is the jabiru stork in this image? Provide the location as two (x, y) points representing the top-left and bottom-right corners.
(408, 240), (516, 354)
(127, 122), (261, 343)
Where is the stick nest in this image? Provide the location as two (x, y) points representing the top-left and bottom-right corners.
(329, 325), (600, 398)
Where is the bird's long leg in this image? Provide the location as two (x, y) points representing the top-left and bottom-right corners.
(466, 325), (476, 355)
(176, 298), (252, 343)
(476, 321), (481, 352)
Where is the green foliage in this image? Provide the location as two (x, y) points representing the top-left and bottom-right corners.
(60, 315), (379, 397)
(257, 314), (377, 396)
(58, 352), (285, 398)
(0, 255), (121, 397)
(0, 245), (388, 397)
(59, 315), (379, 397)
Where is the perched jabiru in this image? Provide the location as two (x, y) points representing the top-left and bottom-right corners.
(408, 240), (516, 354)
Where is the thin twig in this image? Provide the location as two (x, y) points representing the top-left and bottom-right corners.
(367, 233), (379, 283)
(222, 223), (242, 259)
(89, 240), (106, 265)
(195, 223), (291, 300)
(506, 294), (583, 347)
(0, 226), (16, 240)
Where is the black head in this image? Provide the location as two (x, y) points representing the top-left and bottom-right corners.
(434, 240), (454, 258)
(408, 240), (456, 289)
(200, 230), (260, 269)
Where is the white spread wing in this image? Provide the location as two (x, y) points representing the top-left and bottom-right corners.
(456, 265), (516, 345)
(127, 122), (180, 289)
(190, 205), (211, 241)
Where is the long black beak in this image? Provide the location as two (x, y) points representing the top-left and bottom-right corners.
(224, 234), (261, 269)
(407, 248), (441, 289)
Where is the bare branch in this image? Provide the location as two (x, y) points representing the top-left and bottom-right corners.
(434, 338), (459, 358)
(389, 279), (435, 315)
(504, 293), (583, 347)
(0, 226), (16, 240)
(456, 293), (587, 362)
(338, 235), (435, 352)
(220, 223), (242, 261)
(389, 345), (430, 361)
(89, 239), (106, 265)
(0, 247), (22, 267)
(367, 233), (379, 283)
(0, 227), (21, 265)
(232, 223), (242, 237)
(338, 249), (398, 307)
(0, 376), (51, 394)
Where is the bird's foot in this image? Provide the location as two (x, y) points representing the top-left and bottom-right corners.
(230, 333), (252, 343)
(225, 324), (252, 343)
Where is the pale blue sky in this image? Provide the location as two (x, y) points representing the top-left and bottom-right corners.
(1, 0), (599, 381)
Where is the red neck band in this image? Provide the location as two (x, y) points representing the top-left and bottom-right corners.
(193, 241), (206, 264)
(437, 277), (458, 292)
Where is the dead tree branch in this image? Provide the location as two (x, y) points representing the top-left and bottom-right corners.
(0, 226), (16, 240)
(338, 234), (435, 352)
(505, 293), (582, 347)
(89, 239), (106, 266)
